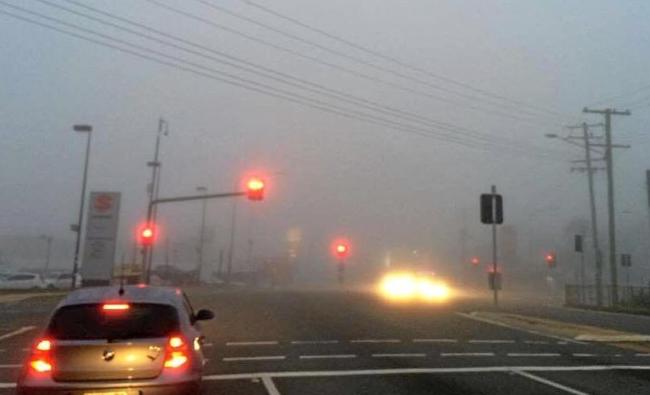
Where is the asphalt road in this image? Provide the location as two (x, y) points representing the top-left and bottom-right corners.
(0, 288), (649, 394)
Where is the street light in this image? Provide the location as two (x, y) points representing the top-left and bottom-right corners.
(71, 124), (92, 289)
(196, 186), (208, 283)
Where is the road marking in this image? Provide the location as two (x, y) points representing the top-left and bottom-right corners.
(635, 353), (650, 357)
(350, 339), (400, 344)
(0, 364), (21, 368)
(0, 326), (35, 341)
(468, 339), (515, 344)
(372, 353), (426, 358)
(511, 370), (588, 395)
(456, 312), (585, 344)
(226, 341), (279, 346)
(413, 338), (457, 343)
(440, 352), (494, 357)
(261, 375), (281, 395)
(557, 341), (569, 345)
(203, 342), (214, 348)
(507, 353), (561, 357)
(524, 340), (549, 345)
(291, 340), (339, 345)
(572, 353), (597, 357)
(201, 365), (650, 381)
(299, 354), (356, 360)
(223, 356), (286, 362)
(575, 334), (650, 342)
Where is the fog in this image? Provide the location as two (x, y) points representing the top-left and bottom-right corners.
(2, 0), (650, 290)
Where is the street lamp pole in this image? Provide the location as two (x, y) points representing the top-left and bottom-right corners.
(71, 124), (92, 289)
(196, 186), (208, 283)
(40, 235), (52, 275)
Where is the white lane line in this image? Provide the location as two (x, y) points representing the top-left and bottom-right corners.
(350, 339), (400, 344)
(299, 354), (356, 360)
(507, 353), (561, 357)
(440, 352), (495, 357)
(413, 338), (457, 343)
(202, 365), (650, 381)
(456, 312), (585, 344)
(511, 370), (589, 395)
(372, 353), (426, 358)
(261, 375), (281, 395)
(226, 341), (279, 346)
(572, 353), (598, 357)
(0, 326), (36, 341)
(635, 353), (650, 357)
(203, 342), (214, 348)
(524, 340), (549, 345)
(223, 356), (286, 362)
(291, 340), (339, 345)
(468, 339), (515, 344)
(0, 364), (21, 368)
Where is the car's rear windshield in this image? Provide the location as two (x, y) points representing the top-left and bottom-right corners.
(47, 303), (180, 340)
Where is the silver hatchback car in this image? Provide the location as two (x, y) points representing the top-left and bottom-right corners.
(16, 285), (214, 395)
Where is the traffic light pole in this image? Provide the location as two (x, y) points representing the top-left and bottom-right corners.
(143, 191), (247, 283)
(491, 185), (498, 307)
(338, 259), (345, 285)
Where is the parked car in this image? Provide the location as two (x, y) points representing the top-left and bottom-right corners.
(17, 285), (214, 395)
(44, 273), (82, 289)
(0, 273), (46, 290)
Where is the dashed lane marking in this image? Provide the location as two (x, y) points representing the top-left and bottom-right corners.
(441, 352), (495, 357)
(524, 340), (550, 345)
(635, 353), (650, 357)
(372, 353), (426, 358)
(223, 356), (286, 362)
(299, 354), (356, 360)
(226, 341), (279, 346)
(0, 326), (35, 341)
(511, 370), (589, 395)
(468, 339), (515, 344)
(507, 353), (561, 357)
(0, 364), (21, 368)
(412, 338), (457, 343)
(572, 353), (598, 357)
(350, 339), (400, 344)
(291, 340), (339, 345)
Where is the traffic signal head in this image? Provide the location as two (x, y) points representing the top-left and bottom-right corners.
(332, 240), (350, 260)
(137, 223), (157, 246)
(470, 257), (480, 266)
(545, 252), (556, 267)
(246, 177), (265, 201)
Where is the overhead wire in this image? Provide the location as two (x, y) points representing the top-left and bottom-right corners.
(146, 0), (565, 128)
(0, 2), (568, 159)
(44, 0), (563, 156)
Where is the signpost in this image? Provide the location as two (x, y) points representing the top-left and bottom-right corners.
(575, 235), (585, 303)
(481, 185), (503, 306)
(621, 253), (632, 288)
(81, 192), (121, 286)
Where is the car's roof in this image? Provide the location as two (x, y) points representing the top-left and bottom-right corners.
(59, 285), (183, 308)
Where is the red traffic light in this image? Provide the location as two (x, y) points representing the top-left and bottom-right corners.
(545, 252), (556, 267)
(332, 240), (350, 260)
(246, 177), (265, 201)
(137, 223), (157, 246)
(470, 257), (480, 266)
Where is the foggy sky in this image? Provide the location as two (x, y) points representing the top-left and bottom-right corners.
(2, 0), (650, 283)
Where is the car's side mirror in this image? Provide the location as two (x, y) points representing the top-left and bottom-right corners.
(194, 309), (214, 322)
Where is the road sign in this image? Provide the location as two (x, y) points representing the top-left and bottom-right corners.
(574, 235), (583, 253)
(621, 253), (632, 267)
(81, 192), (121, 285)
(480, 194), (503, 224)
(488, 272), (502, 290)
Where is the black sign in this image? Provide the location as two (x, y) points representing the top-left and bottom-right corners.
(574, 235), (583, 253)
(621, 254), (632, 267)
(481, 194), (503, 224)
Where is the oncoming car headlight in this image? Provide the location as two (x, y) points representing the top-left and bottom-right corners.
(378, 272), (451, 303)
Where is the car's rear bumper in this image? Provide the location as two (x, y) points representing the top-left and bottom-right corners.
(16, 381), (200, 395)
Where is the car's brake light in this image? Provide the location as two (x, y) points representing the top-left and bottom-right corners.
(102, 303), (130, 311)
(29, 338), (53, 374)
(164, 335), (189, 369)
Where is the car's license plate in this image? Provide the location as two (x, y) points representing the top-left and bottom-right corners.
(83, 391), (138, 395)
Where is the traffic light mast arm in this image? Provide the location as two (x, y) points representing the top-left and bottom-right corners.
(151, 191), (247, 206)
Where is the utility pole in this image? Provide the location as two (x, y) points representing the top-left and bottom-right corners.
(491, 185), (498, 307)
(196, 186), (208, 283)
(583, 108), (631, 306)
(226, 199), (238, 285)
(142, 118), (167, 283)
(564, 122), (606, 306)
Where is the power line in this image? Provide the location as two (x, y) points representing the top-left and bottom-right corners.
(0, 3), (566, 159)
(589, 83), (650, 107)
(46, 0), (563, 156)
(239, 0), (569, 119)
(146, 0), (564, 128)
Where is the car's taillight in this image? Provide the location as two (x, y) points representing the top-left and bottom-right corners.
(29, 338), (53, 374)
(164, 336), (189, 369)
